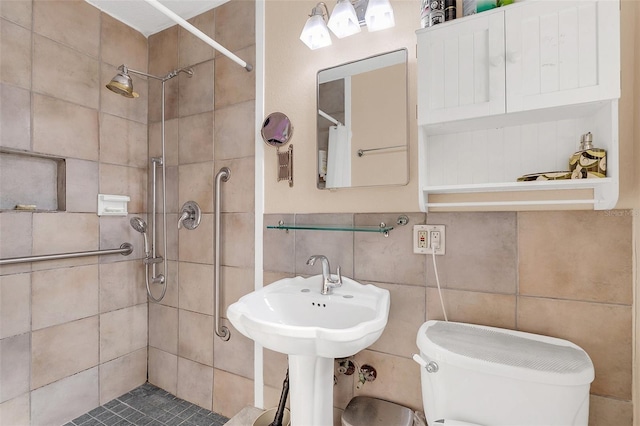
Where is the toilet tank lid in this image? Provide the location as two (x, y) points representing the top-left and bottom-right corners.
(417, 321), (594, 386)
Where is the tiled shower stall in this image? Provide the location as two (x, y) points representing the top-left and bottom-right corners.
(0, 0), (256, 424)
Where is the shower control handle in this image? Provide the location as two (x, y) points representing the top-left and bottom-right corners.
(178, 201), (201, 230)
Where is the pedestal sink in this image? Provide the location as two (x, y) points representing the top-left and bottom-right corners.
(227, 275), (390, 426)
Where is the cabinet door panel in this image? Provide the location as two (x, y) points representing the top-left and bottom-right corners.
(417, 13), (506, 124)
(506, 0), (619, 112)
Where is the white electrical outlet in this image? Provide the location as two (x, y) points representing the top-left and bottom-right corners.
(413, 225), (446, 255)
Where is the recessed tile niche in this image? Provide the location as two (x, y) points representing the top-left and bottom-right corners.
(0, 150), (66, 211)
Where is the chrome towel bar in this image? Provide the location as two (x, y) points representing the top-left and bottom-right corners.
(0, 243), (133, 266)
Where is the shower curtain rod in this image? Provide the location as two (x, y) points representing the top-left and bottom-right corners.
(142, 0), (253, 72)
(318, 109), (343, 126)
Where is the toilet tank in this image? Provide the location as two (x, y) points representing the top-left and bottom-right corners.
(416, 321), (594, 426)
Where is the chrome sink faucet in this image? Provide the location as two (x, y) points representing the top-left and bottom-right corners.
(306, 255), (343, 295)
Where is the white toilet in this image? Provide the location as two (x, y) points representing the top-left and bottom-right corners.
(414, 321), (595, 426)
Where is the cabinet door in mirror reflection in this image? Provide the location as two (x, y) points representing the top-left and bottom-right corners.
(316, 49), (409, 189)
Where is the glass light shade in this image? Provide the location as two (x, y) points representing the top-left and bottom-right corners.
(328, 0), (361, 39)
(300, 14), (333, 50)
(364, 0), (395, 32)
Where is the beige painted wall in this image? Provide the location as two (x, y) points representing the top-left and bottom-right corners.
(264, 0), (419, 213)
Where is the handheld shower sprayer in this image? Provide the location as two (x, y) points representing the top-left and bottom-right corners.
(130, 217), (150, 257)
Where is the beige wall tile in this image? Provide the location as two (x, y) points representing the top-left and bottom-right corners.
(0, 83), (30, 150)
(263, 384), (290, 412)
(159, 168), (180, 216)
(215, 158), (255, 213)
(33, 35), (99, 109)
(212, 369), (253, 418)
(0, 333), (30, 403)
(179, 10), (215, 68)
(368, 282), (425, 358)
(100, 304), (147, 363)
(33, 213), (99, 256)
(31, 367), (99, 426)
(99, 348), (147, 405)
(178, 214), (214, 264)
(100, 113), (148, 168)
(66, 159), (99, 213)
(519, 211), (633, 304)
(214, 45), (256, 109)
(32, 94), (99, 161)
(159, 260), (179, 308)
(149, 118), (178, 166)
(214, 101), (255, 160)
(99, 260), (146, 313)
(101, 63), (149, 125)
(589, 394), (633, 426)
(0, 1), (32, 28)
(0, 19), (31, 89)
(221, 213), (255, 269)
(0, 273), (30, 339)
(157, 213), (179, 261)
(148, 27), (178, 123)
(99, 216), (147, 262)
(354, 213), (426, 286)
(100, 13), (147, 71)
(214, 0), (255, 54)
(178, 262), (214, 315)
(33, 0), (99, 57)
(353, 350), (422, 411)
(220, 266), (254, 319)
(148, 347), (178, 396)
(149, 303), (178, 355)
(0, 212), (32, 276)
(99, 164), (147, 213)
(0, 394), (30, 426)
(179, 112), (214, 164)
(178, 162), (213, 212)
(518, 297), (632, 400)
(294, 214), (354, 277)
(31, 316), (99, 389)
(213, 318), (253, 379)
(32, 264), (99, 330)
(178, 61), (213, 117)
(263, 348), (288, 388)
(179, 310), (213, 366)
(263, 271), (295, 287)
(263, 214), (295, 273)
(426, 212), (517, 293)
(426, 288), (517, 329)
(177, 357), (213, 410)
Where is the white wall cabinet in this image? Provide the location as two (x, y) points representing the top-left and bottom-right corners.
(416, 0), (620, 211)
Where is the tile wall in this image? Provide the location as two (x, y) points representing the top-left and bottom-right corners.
(145, 0), (257, 419)
(263, 211), (634, 426)
(0, 1), (149, 424)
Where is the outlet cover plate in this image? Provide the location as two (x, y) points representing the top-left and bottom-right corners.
(413, 225), (445, 255)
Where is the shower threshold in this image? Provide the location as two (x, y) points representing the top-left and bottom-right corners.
(65, 383), (229, 426)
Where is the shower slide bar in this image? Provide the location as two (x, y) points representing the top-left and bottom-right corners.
(214, 167), (231, 341)
(143, 0), (253, 72)
(0, 243), (133, 266)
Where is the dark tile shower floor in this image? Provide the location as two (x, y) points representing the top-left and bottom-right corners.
(65, 383), (230, 426)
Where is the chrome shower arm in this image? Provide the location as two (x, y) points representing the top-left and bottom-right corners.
(120, 64), (165, 81)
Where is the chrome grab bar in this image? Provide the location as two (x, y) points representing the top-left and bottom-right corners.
(0, 243), (133, 265)
(214, 167), (231, 341)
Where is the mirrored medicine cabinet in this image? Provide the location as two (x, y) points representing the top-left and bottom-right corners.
(316, 48), (409, 190)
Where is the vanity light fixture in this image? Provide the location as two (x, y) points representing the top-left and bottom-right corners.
(300, 3), (333, 50)
(300, 0), (395, 50)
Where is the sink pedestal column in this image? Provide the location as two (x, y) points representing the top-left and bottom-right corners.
(288, 355), (334, 426)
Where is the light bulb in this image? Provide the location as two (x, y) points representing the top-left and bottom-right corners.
(328, 0), (361, 39)
(365, 0), (395, 32)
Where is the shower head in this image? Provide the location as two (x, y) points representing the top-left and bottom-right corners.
(130, 217), (147, 233)
(130, 217), (150, 256)
(106, 65), (139, 98)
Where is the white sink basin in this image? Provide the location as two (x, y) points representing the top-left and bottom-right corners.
(227, 274), (390, 358)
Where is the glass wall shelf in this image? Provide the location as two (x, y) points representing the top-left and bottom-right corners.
(267, 222), (394, 237)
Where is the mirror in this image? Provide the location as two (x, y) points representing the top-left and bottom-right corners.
(262, 112), (294, 187)
(316, 49), (409, 189)
(261, 112), (294, 147)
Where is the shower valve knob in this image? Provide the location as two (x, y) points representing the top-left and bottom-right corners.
(178, 201), (201, 230)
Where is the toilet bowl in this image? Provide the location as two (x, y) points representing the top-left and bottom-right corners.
(415, 321), (594, 426)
